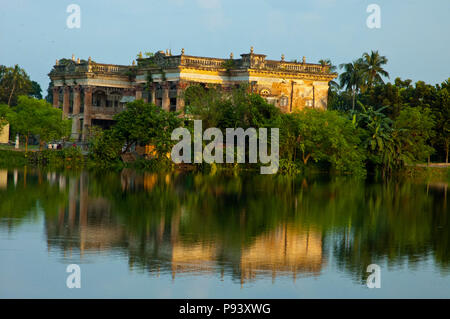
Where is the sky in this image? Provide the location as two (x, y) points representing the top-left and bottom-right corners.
(0, 0), (449, 95)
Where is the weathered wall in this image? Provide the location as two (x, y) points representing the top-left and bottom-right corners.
(0, 124), (9, 144)
(256, 79), (330, 111)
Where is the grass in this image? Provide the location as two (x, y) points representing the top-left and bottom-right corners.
(0, 144), (39, 152)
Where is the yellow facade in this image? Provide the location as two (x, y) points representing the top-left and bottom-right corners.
(0, 123), (9, 144)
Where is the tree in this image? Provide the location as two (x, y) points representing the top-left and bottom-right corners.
(7, 96), (71, 151)
(283, 108), (366, 174)
(34, 104), (71, 150)
(393, 106), (435, 164)
(360, 50), (389, 90)
(339, 59), (364, 110)
(431, 79), (450, 163)
(319, 59), (340, 107)
(0, 65), (32, 106)
(111, 100), (183, 157)
(29, 81), (43, 100)
(352, 102), (394, 174)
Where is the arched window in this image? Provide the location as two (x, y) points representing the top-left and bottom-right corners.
(260, 89), (271, 97)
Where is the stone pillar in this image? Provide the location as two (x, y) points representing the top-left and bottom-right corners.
(71, 86), (81, 140)
(73, 86), (81, 115)
(68, 177), (78, 227)
(52, 87), (60, 108)
(135, 85), (143, 100)
(63, 86), (70, 118)
(176, 81), (186, 112)
(82, 86), (93, 141)
(162, 82), (170, 111)
(149, 83), (156, 104)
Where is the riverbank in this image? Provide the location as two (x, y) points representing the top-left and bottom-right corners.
(0, 148), (449, 183)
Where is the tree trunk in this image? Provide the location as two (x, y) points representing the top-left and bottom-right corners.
(302, 153), (311, 165)
(25, 133), (29, 153)
(7, 81), (16, 106)
(352, 89), (356, 111)
(446, 142), (449, 164)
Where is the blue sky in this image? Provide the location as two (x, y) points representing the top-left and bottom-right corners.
(0, 0), (449, 94)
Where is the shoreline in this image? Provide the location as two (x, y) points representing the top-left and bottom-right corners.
(0, 148), (449, 182)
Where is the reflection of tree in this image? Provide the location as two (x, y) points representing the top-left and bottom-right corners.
(0, 168), (67, 230)
(1, 168), (448, 284)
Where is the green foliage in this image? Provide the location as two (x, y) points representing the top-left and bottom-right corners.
(278, 159), (301, 175)
(185, 84), (282, 130)
(112, 100), (183, 157)
(87, 100), (182, 167)
(0, 149), (27, 166)
(337, 51), (389, 110)
(186, 85), (365, 175)
(88, 127), (123, 167)
(0, 104), (8, 131)
(283, 108), (366, 175)
(6, 96), (71, 150)
(29, 81), (42, 99)
(331, 51), (448, 164)
(27, 147), (84, 168)
(352, 102), (436, 174)
(0, 65), (32, 106)
(393, 106), (435, 163)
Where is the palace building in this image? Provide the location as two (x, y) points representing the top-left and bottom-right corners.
(49, 48), (337, 141)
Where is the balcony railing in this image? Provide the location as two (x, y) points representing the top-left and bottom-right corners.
(181, 56), (226, 69)
(91, 106), (125, 115)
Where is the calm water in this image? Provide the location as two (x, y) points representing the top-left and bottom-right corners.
(0, 168), (449, 298)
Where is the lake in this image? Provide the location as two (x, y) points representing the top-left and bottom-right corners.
(0, 168), (449, 298)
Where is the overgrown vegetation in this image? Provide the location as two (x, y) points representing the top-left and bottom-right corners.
(0, 52), (448, 178)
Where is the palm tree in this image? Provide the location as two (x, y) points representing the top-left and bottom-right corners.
(4, 65), (30, 106)
(319, 59), (339, 91)
(339, 59), (364, 110)
(360, 50), (389, 90)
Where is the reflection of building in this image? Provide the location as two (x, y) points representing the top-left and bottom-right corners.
(171, 242), (217, 277)
(167, 222), (324, 284)
(45, 174), (127, 256)
(49, 49), (337, 141)
(44, 172), (325, 284)
(0, 169), (7, 189)
(239, 225), (323, 283)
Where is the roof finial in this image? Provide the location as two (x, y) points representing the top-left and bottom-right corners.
(72, 54), (75, 61)
(230, 52), (234, 59)
(56, 59), (59, 66)
(281, 54), (285, 62)
(132, 60), (136, 66)
(88, 56), (92, 63)
(77, 58), (80, 64)
(250, 46), (254, 54)
(302, 56), (306, 64)
(138, 51), (143, 59)
(181, 48), (185, 55)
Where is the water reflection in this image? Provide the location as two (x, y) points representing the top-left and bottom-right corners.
(0, 168), (448, 285)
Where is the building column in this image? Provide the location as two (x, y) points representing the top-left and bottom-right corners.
(176, 81), (187, 112)
(82, 86), (93, 141)
(162, 82), (170, 111)
(71, 86), (81, 141)
(135, 85), (143, 100)
(149, 83), (156, 104)
(63, 86), (70, 118)
(52, 87), (60, 108)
